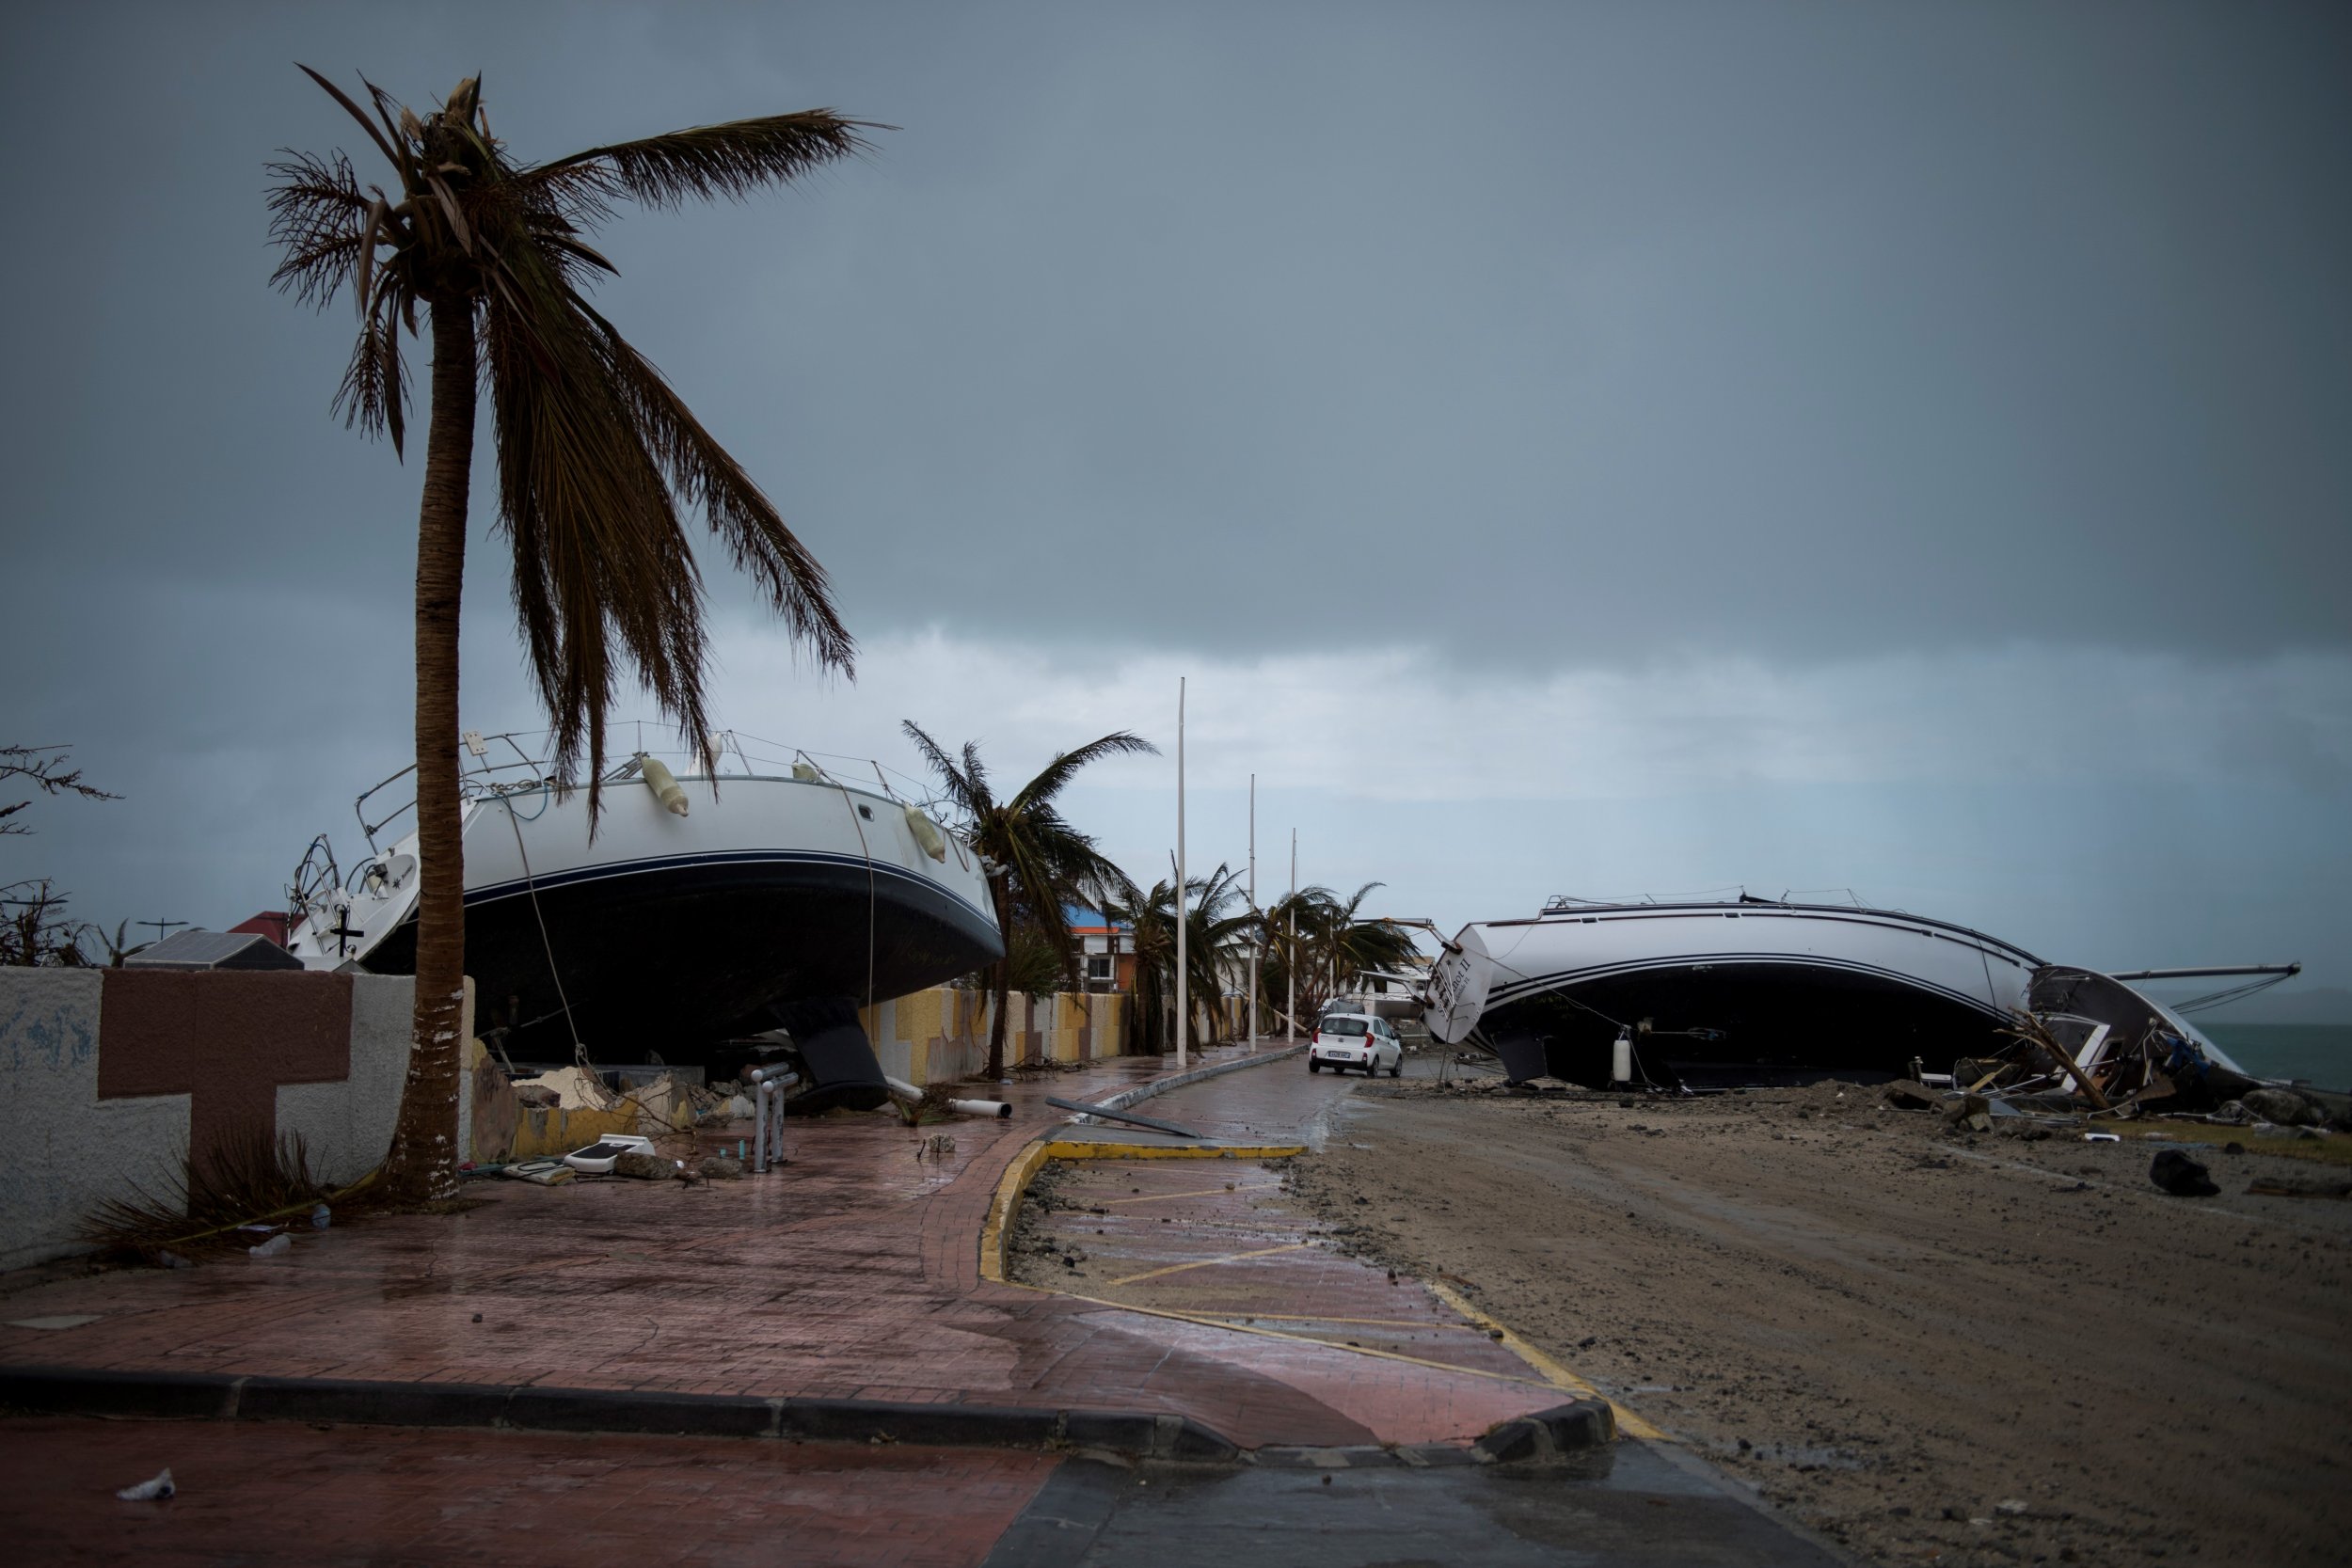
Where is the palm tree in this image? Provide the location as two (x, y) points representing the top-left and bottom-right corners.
(1256, 880), (1419, 1027)
(1321, 880), (1421, 995)
(1261, 883), (1338, 1028)
(1110, 877), (1181, 1055)
(1115, 863), (1260, 1051)
(1180, 863), (1258, 1046)
(900, 723), (1156, 1077)
(270, 72), (868, 1202)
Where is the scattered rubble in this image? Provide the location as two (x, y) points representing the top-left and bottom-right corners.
(2149, 1148), (2220, 1197)
(612, 1151), (672, 1180)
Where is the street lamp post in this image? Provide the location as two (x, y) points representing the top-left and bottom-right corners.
(1175, 677), (1186, 1072)
(1285, 828), (1295, 1043)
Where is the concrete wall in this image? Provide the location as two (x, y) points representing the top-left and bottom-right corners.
(0, 968), (418, 1273)
(860, 987), (1130, 1085)
(3, 970), (1138, 1270)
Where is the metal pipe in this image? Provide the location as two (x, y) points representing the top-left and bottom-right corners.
(2105, 963), (2302, 981)
(882, 1074), (1011, 1118)
(747, 1065), (799, 1173)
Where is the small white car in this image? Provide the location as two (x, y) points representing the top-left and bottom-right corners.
(1308, 1012), (1404, 1076)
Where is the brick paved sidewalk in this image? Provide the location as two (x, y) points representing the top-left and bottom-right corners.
(6, 1045), (1567, 1449)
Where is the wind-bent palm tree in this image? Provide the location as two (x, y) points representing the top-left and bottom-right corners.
(1257, 880), (1420, 1027)
(1113, 863), (1257, 1051)
(1322, 880), (1422, 996)
(901, 723), (1154, 1078)
(1111, 876), (1181, 1055)
(270, 72), (868, 1202)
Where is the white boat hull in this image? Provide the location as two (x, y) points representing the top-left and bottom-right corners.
(285, 772), (1000, 1055)
(1427, 901), (2040, 1086)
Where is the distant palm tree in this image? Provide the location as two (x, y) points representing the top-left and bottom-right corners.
(1111, 876), (1181, 1055)
(1115, 863), (1260, 1051)
(1181, 863), (1258, 1046)
(900, 723), (1155, 1077)
(1322, 880), (1420, 995)
(1258, 879), (1417, 1026)
(1261, 883), (1338, 1027)
(270, 71), (868, 1201)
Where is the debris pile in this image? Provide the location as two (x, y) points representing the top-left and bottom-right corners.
(1910, 1004), (2351, 1135)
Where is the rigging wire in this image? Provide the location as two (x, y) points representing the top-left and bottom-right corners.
(498, 796), (590, 1073)
(2170, 970), (2297, 1014)
(830, 779), (879, 1026)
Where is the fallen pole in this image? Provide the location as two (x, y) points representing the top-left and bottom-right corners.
(1046, 1096), (1202, 1139)
(883, 1074), (1013, 1119)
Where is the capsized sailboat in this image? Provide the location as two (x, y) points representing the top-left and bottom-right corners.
(1421, 894), (2271, 1091)
(281, 730), (1002, 1060)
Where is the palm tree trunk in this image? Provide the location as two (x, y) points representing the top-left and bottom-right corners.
(381, 299), (477, 1204)
(985, 881), (1011, 1079)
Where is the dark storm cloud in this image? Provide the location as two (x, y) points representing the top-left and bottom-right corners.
(1, 2), (2344, 979)
(4, 1), (2345, 668)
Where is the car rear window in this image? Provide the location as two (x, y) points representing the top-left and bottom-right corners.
(1322, 1017), (1369, 1036)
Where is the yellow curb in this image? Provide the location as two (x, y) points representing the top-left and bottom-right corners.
(1424, 1277), (1667, 1442)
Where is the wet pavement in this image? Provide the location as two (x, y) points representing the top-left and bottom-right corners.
(2, 1047), (1382, 1440)
(1, 1042), (1849, 1564)
(1, 1413), (1055, 1568)
(1012, 1059), (1584, 1448)
(992, 1449), (1843, 1568)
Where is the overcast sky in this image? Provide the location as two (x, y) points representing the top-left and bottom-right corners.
(4, 2), (2346, 990)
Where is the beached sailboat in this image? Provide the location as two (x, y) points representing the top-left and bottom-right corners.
(1421, 895), (2291, 1091)
(281, 731), (1002, 1058)
(1423, 895), (2045, 1087)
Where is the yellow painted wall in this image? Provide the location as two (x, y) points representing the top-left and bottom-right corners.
(859, 987), (1127, 1085)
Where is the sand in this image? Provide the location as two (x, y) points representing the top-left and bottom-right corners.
(1279, 1076), (2352, 1568)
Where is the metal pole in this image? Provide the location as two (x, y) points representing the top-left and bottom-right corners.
(1248, 772), (1258, 1050)
(1175, 676), (1187, 1071)
(1285, 828), (1295, 1042)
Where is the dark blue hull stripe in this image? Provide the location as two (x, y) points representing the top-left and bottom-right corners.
(463, 848), (987, 921)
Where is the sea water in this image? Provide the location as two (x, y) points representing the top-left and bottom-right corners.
(2201, 1023), (2352, 1090)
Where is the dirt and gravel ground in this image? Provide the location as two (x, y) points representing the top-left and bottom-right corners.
(1281, 1073), (2352, 1568)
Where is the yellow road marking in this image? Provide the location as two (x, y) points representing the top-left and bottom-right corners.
(982, 1138), (1620, 1412)
(1424, 1277), (1667, 1441)
(1186, 1311), (1488, 1330)
(1104, 1243), (1311, 1287)
(1098, 1182), (1282, 1206)
(978, 1139), (1304, 1286)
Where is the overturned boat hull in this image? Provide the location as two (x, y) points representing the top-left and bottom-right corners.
(286, 768), (1002, 1058)
(1426, 900), (2040, 1087)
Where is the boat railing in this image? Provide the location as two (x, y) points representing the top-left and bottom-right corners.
(346, 724), (963, 857)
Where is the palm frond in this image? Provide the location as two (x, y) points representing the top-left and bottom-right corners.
(579, 297), (852, 672)
(264, 150), (373, 308)
(332, 280), (409, 452)
(79, 1127), (334, 1259)
(484, 244), (711, 812)
(531, 111), (885, 212)
(900, 721), (979, 816)
(1010, 730), (1159, 815)
(297, 65), (409, 184)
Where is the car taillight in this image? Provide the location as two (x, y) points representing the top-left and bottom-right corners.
(1311, 1031), (1321, 1046)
